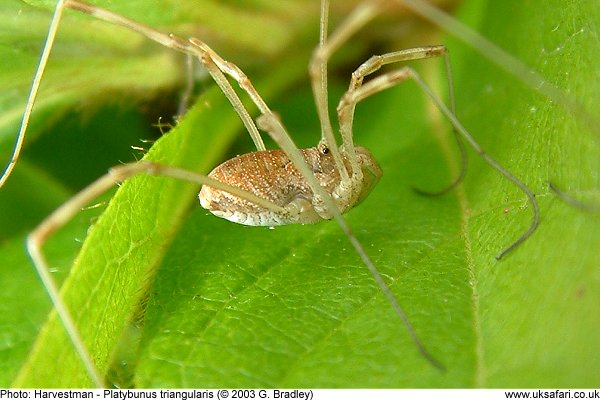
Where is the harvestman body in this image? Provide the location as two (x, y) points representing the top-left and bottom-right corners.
(3, 0), (554, 387)
(200, 145), (381, 225)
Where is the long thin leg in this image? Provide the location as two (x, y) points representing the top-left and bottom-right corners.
(177, 53), (195, 119)
(337, 45), (468, 194)
(0, 0), (269, 193)
(396, 0), (600, 139)
(413, 52), (468, 197)
(310, 1), (467, 197)
(549, 181), (600, 213)
(65, 1), (266, 152)
(27, 160), (288, 386)
(0, 0), (68, 190)
(309, 0), (382, 184)
(338, 66), (540, 260)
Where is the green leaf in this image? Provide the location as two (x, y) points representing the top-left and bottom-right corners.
(448, 0), (600, 387)
(2, 0), (598, 389)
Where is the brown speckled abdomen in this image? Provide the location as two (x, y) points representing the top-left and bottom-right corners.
(199, 148), (338, 226)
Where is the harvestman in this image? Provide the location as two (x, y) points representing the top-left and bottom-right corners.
(3, 0), (545, 387)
